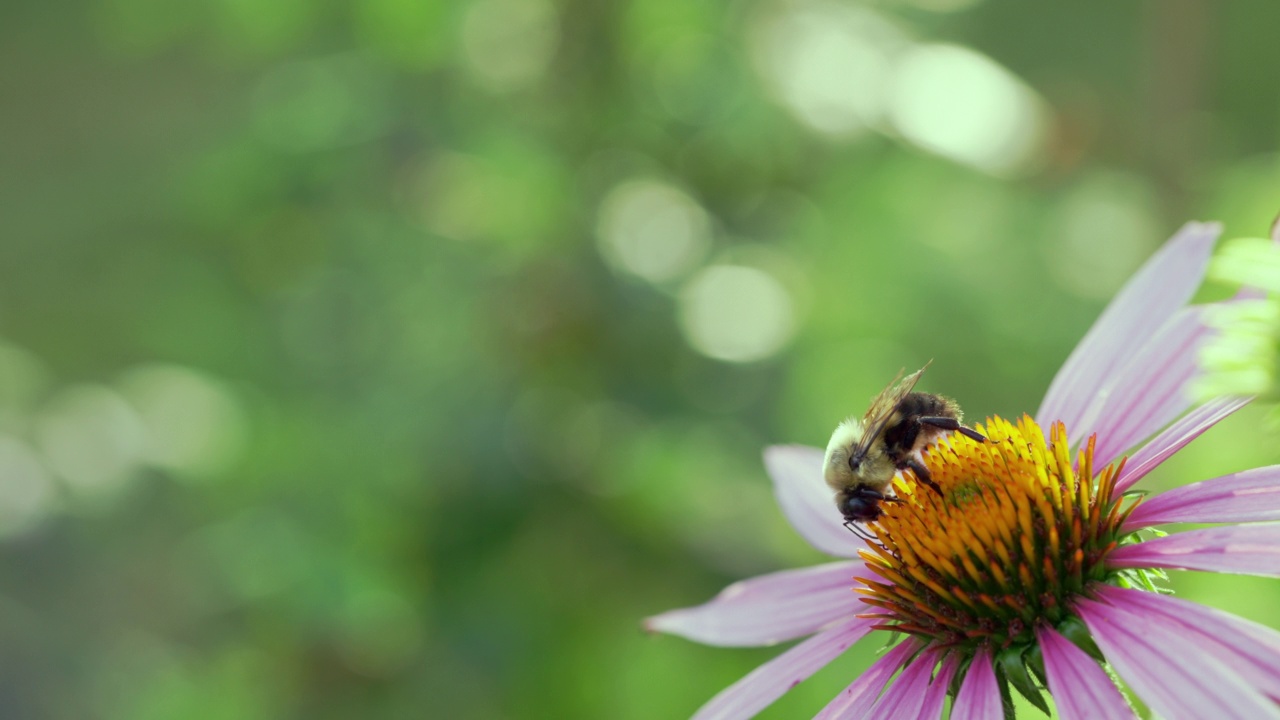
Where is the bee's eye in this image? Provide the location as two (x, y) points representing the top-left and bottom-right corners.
(841, 486), (885, 523)
(841, 495), (862, 515)
(841, 494), (876, 522)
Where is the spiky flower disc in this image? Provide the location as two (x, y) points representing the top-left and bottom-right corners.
(858, 415), (1135, 652)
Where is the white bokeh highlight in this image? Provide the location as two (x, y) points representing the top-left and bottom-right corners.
(34, 385), (147, 500)
(597, 179), (712, 284)
(0, 436), (57, 535)
(678, 264), (796, 362)
(888, 44), (1046, 175)
(118, 364), (248, 479)
(461, 0), (559, 91)
(753, 5), (906, 137)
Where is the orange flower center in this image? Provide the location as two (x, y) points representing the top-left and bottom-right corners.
(857, 415), (1135, 651)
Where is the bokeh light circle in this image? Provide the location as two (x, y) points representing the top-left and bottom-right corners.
(461, 0), (559, 91)
(678, 264), (796, 362)
(753, 5), (905, 137)
(0, 436), (57, 535)
(34, 385), (147, 500)
(888, 44), (1045, 175)
(117, 364), (248, 480)
(597, 179), (712, 284)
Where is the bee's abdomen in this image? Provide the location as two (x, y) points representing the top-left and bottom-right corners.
(899, 393), (957, 420)
(882, 393), (961, 461)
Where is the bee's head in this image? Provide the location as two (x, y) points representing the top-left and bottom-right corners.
(823, 419), (864, 489)
(823, 418), (895, 492)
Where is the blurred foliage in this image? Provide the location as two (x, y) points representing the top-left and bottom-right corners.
(1197, 234), (1280, 404)
(2, 0), (1280, 718)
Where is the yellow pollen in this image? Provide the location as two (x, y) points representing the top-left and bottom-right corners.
(858, 415), (1133, 650)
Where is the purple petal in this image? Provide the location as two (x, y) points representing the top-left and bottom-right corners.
(645, 561), (863, 647)
(1123, 466), (1280, 531)
(951, 648), (1002, 720)
(1080, 308), (1212, 465)
(1037, 222), (1221, 433)
(1096, 586), (1280, 701)
(1035, 625), (1135, 720)
(815, 640), (919, 720)
(1107, 525), (1280, 577)
(866, 649), (936, 720)
(1114, 396), (1251, 493)
(764, 445), (862, 557)
(919, 654), (959, 720)
(1076, 596), (1280, 720)
(690, 615), (873, 720)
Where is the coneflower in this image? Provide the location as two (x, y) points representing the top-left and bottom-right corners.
(647, 223), (1280, 719)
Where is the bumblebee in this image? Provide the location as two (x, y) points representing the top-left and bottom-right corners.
(823, 364), (985, 527)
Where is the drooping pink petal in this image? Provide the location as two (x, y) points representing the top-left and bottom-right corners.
(644, 561), (864, 647)
(919, 654), (959, 720)
(1122, 466), (1280, 531)
(1037, 222), (1221, 433)
(1107, 525), (1280, 577)
(1114, 395), (1251, 493)
(951, 648), (1002, 720)
(764, 445), (862, 558)
(690, 615), (873, 720)
(1035, 625), (1135, 720)
(1096, 585), (1280, 701)
(866, 649), (936, 720)
(1079, 308), (1213, 465)
(1076, 596), (1280, 720)
(814, 640), (919, 720)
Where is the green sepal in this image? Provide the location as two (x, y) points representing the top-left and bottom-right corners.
(1056, 616), (1105, 662)
(948, 653), (973, 698)
(995, 664), (1017, 720)
(878, 631), (901, 652)
(997, 646), (1050, 716)
(1025, 644), (1048, 687)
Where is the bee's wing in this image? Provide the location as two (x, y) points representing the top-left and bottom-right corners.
(850, 364), (929, 462)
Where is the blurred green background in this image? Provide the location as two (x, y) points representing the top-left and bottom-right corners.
(2, 0), (1280, 718)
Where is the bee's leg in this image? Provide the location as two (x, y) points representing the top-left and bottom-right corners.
(904, 457), (943, 496)
(919, 416), (987, 443)
(843, 520), (877, 543)
(844, 519), (892, 551)
(859, 487), (903, 506)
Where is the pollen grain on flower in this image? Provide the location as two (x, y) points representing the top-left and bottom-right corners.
(856, 415), (1136, 651)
